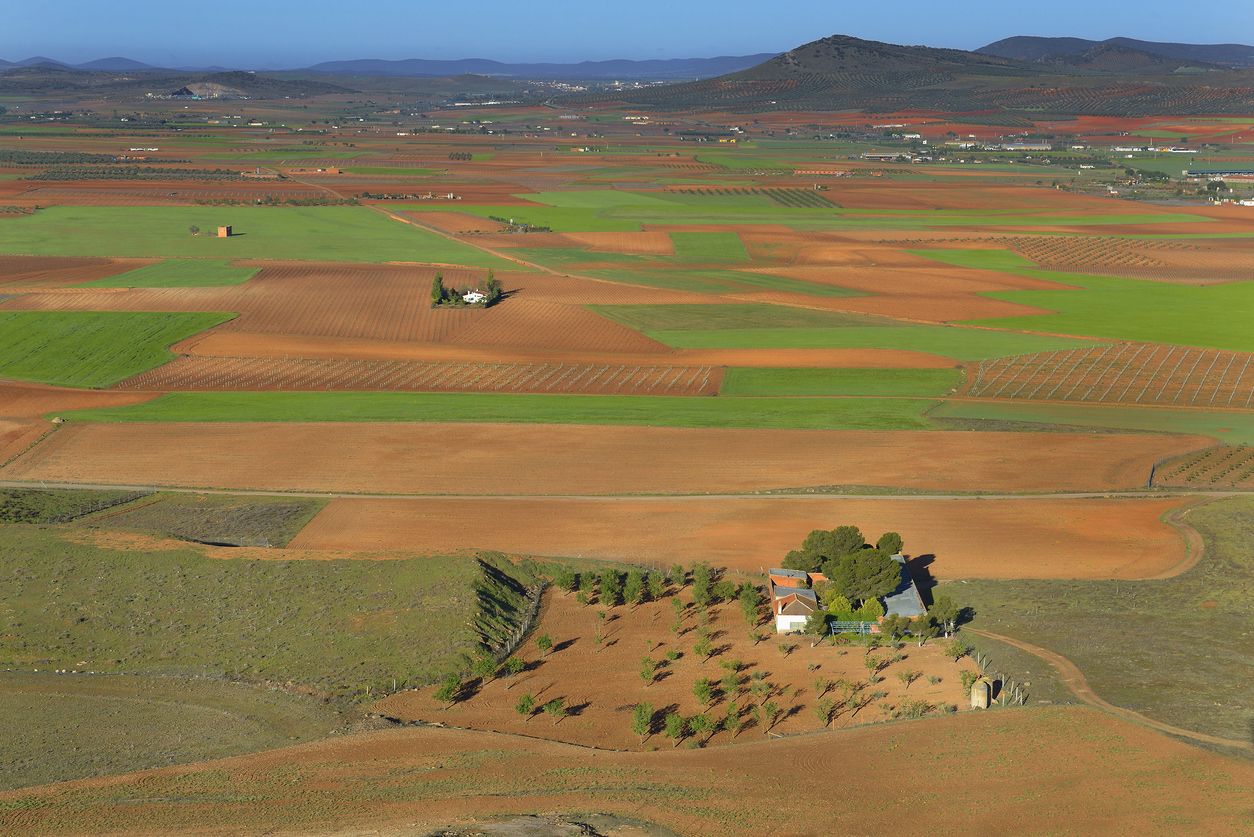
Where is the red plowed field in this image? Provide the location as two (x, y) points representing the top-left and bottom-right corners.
(447, 299), (670, 354)
(2, 424), (1208, 495)
(0, 255), (143, 289)
(293, 495), (1191, 579)
(118, 355), (721, 395)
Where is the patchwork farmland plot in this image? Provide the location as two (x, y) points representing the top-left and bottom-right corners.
(118, 356), (722, 396)
(1153, 445), (1254, 489)
(966, 343), (1254, 408)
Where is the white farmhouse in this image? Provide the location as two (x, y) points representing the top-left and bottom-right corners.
(463, 290), (488, 304)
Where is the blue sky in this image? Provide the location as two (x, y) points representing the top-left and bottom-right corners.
(5, 0), (1252, 67)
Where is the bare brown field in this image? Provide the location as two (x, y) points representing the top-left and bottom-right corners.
(0, 256), (148, 289)
(0, 419), (45, 465)
(0, 381), (157, 418)
(3, 707), (1251, 836)
(177, 331), (955, 368)
(373, 587), (976, 749)
(1154, 445), (1254, 489)
(291, 495), (1191, 579)
(447, 299), (670, 354)
(2, 424), (1209, 495)
(966, 344), (1254, 408)
(118, 355), (722, 396)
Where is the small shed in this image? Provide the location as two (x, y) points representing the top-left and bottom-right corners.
(970, 677), (991, 710)
(217, 225), (232, 238)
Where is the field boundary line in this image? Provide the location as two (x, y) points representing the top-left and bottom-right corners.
(967, 629), (1251, 752)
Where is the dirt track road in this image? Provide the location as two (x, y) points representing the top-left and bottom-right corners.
(970, 629), (1251, 752)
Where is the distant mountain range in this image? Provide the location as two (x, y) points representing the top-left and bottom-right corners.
(584, 34), (1254, 115)
(977, 36), (1254, 69)
(0, 54), (775, 81)
(301, 55), (776, 80)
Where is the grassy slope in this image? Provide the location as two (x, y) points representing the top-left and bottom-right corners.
(0, 310), (232, 388)
(81, 260), (258, 288)
(0, 525), (535, 699)
(86, 492), (327, 547)
(0, 673), (348, 791)
(721, 367), (961, 397)
(932, 400), (1254, 445)
(916, 248), (1254, 352)
(0, 206), (513, 267)
(934, 495), (1254, 742)
(0, 488), (145, 523)
(59, 391), (938, 430)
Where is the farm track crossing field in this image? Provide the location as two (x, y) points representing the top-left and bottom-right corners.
(966, 343), (1254, 408)
(118, 356), (723, 396)
(1, 423), (1209, 494)
(1153, 445), (1254, 489)
(293, 495), (1192, 580)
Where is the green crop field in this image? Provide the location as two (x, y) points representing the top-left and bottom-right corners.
(592, 304), (889, 331)
(916, 249), (1254, 352)
(585, 267), (861, 297)
(721, 367), (961, 397)
(0, 311), (232, 388)
(59, 390), (940, 430)
(931, 400), (1254, 444)
(0, 524), (536, 699)
(341, 166), (439, 176)
(82, 259), (259, 287)
(0, 206), (514, 267)
(934, 495), (1254, 743)
(0, 672), (350, 791)
(669, 231), (748, 262)
(594, 304), (1097, 358)
(521, 189), (678, 208)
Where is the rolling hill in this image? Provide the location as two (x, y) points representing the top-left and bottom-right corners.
(979, 36), (1254, 69)
(567, 33), (1254, 115)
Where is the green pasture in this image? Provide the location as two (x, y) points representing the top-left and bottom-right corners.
(0, 311), (232, 388)
(915, 249), (1254, 352)
(930, 400), (1254, 444)
(433, 201), (1211, 234)
(1, 672), (348, 791)
(721, 367), (961, 397)
(341, 166), (440, 176)
(669, 231), (748, 262)
(60, 390), (939, 431)
(0, 206), (514, 267)
(0, 525), (535, 700)
(81, 259), (258, 288)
